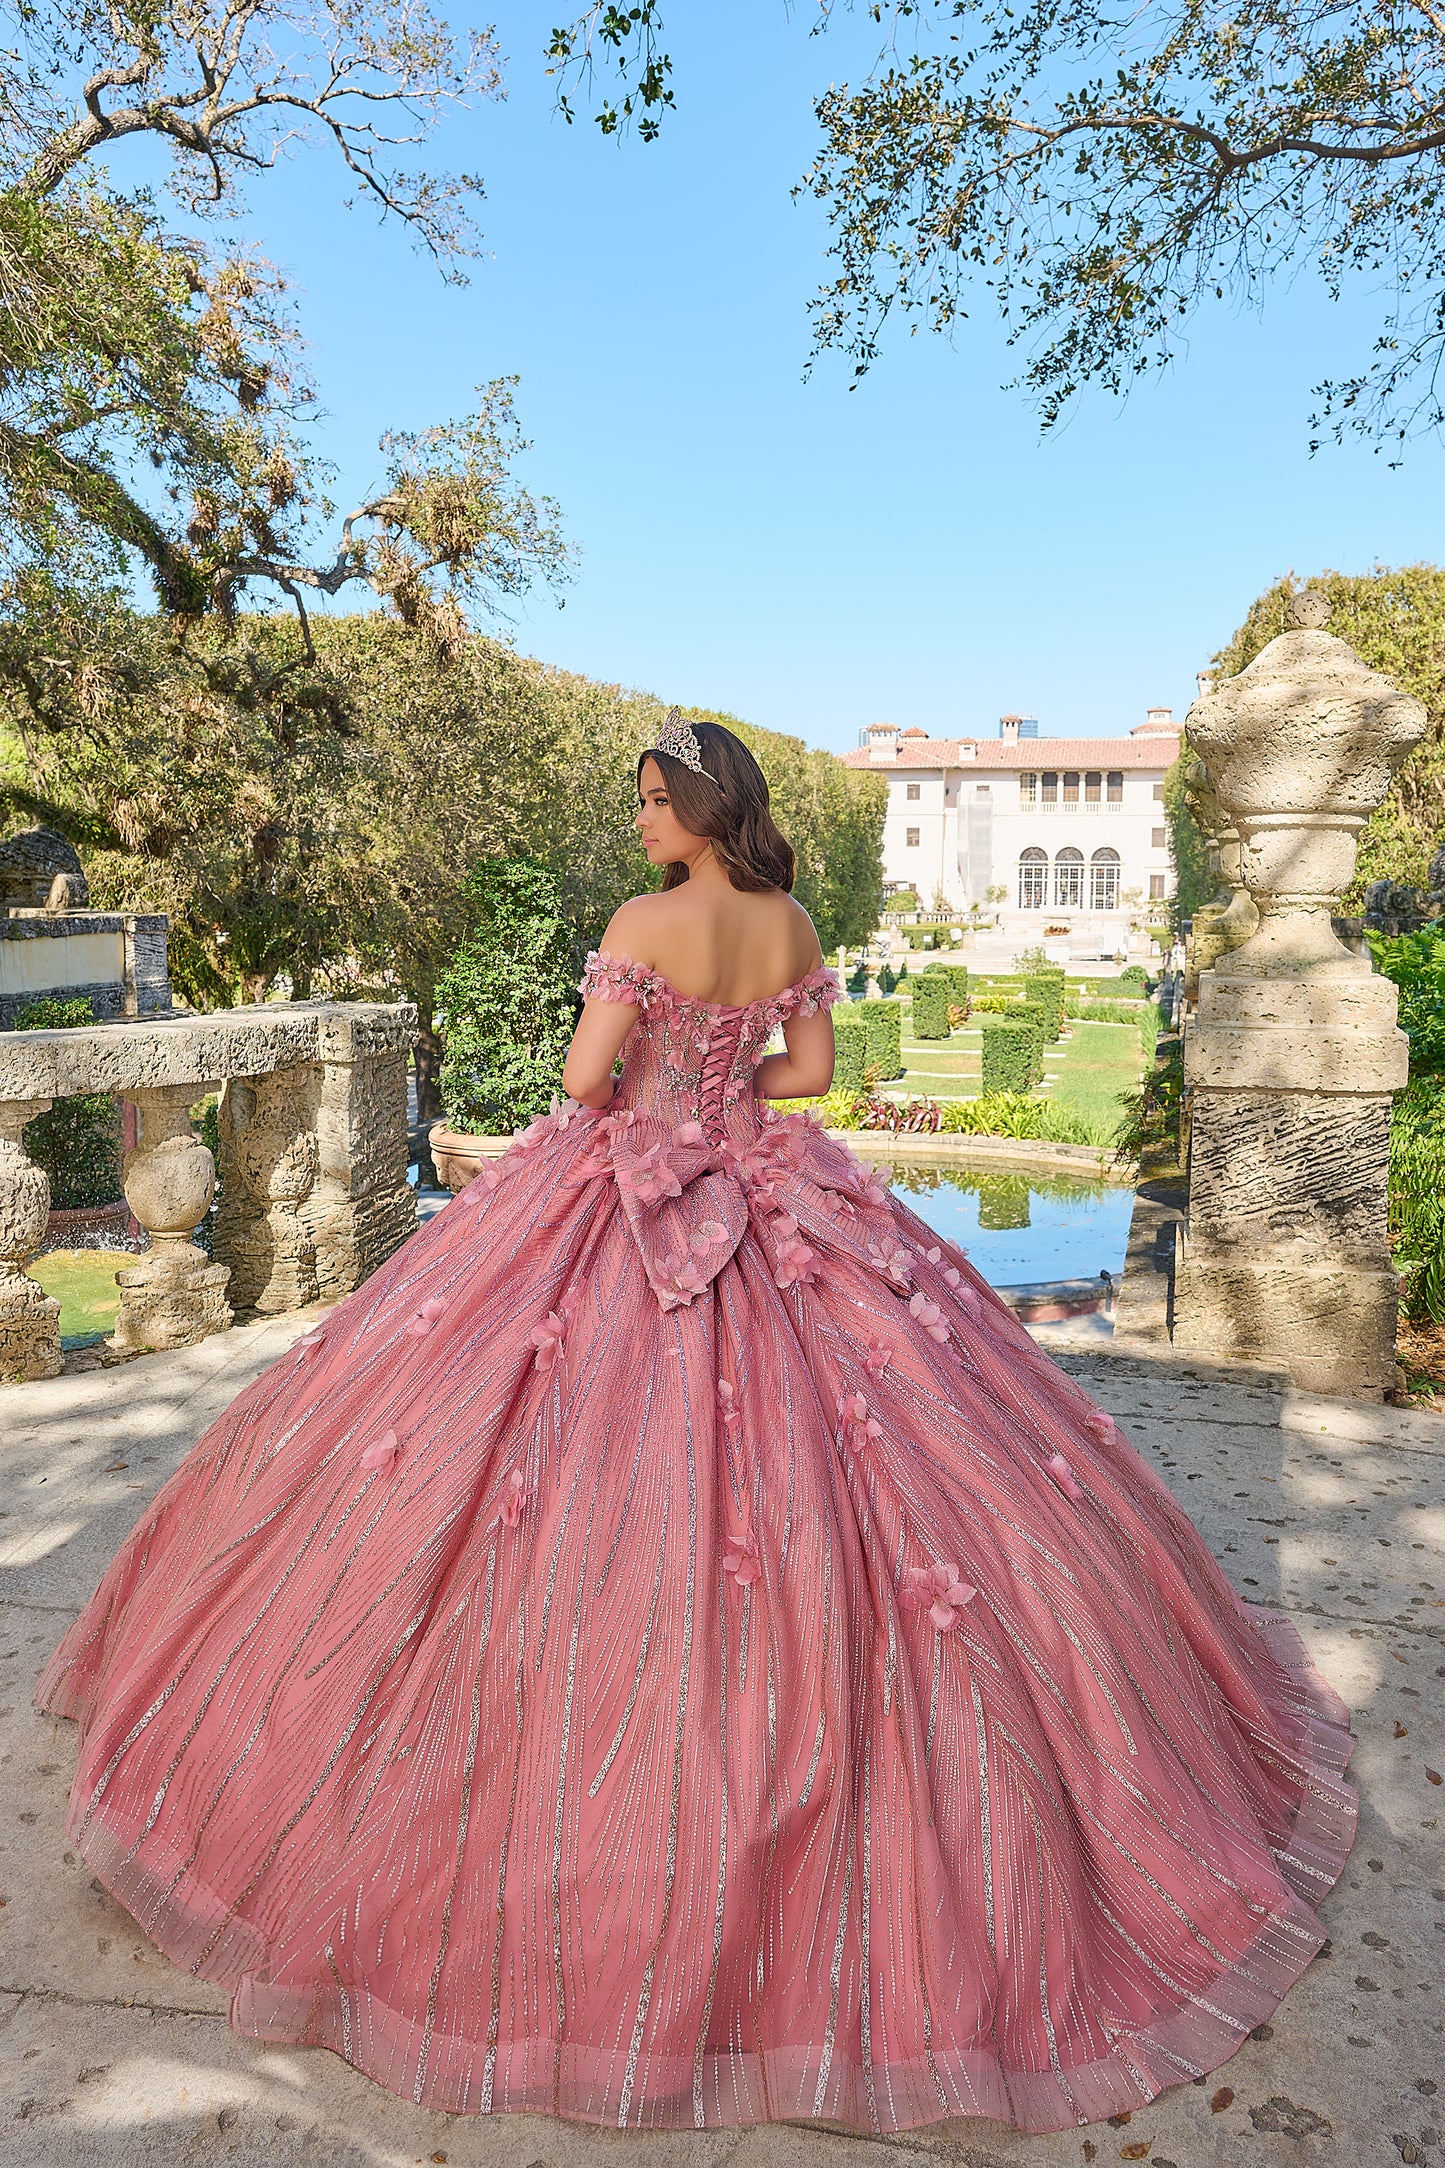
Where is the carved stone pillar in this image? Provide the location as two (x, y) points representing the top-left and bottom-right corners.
(212, 1064), (322, 1312)
(112, 1085), (232, 1355)
(299, 1009), (417, 1301)
(1183, 759), (1258, 998)
(0, 1097), (62, 1380)
(1174, 592), (1426, 1397)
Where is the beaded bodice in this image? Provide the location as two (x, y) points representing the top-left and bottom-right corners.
(578, 949), (840, 1146)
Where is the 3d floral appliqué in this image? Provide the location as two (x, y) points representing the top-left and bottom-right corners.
(909, 1292), (950, 1346)
(406, 1296), (447, 1340)
(530, 1311), (566, 1369)
(498, 1467), (527, 1528)
(723, 1521), (761, 1585)
(361, 1429), (399, 1477)
(1047, 1452), (1086, 1501)
(900, 1562), (977, 1632)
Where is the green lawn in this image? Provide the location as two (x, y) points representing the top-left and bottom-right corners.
(890, 1007), (1145, 1126)
(30, 1248), (130, 1347)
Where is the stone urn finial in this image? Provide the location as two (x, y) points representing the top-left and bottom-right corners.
(1284, 588), (1331, 631)
(1184, 623), (1425, 977)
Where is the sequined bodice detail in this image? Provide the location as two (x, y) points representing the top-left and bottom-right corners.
(579, 950), (840, 1146)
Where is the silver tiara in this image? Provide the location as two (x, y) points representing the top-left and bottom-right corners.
(651, 707), (720, 784)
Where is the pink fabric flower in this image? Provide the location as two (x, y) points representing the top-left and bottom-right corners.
(360, 1429), (399, 1477)
(722, 1522), (761, 1586)
(924, 1243), (963, 1289)
(295, 1326), (326, 1360)
(689, 1218), (729, 1254)
(661, 1251), (708, 1301)
(900, 1561), (977, 1632)
(836, 1391), (882, 1445)
(1047, 1452), (1086, 1501)
(909, 1292), (949, 1345)
(865, 1341), (893, 1381)
(859, 1173), (891, 1211)
(717, 1379), (741, 1433)
(405, 1295), (448, 1339)
(675, 1119), (707, 1148)
(1084, 1410), (1117, 1446)
(530, 1311), (566, 1368)
(622, 1143), (683, 1208)
(773, 1219), (820, 1289)
(498, 1467), (526, 1527)
(871, 1238), (913, 1289)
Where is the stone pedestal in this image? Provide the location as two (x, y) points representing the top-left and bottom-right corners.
(213, 1064), (322, 1312)
(299, 1010), (415, 1301)
(1174, 599), (1425, 1398)
(0, 1098), (61, 1380)
(112, 1085), (232, 1355)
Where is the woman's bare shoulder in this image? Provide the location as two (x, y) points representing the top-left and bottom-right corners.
(598, 892), (674, 963)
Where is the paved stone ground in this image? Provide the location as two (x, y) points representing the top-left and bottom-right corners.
(1, 1313), (1442, 2168)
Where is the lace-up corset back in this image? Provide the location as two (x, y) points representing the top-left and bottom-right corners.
(579, 950), (840, 1144)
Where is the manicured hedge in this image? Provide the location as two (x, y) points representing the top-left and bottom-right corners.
(833, 1005), (867, 1093)
(923, 961), (970, 1009)
(1117, 964), (1149, 993)
(1023, 970), (1065, 1040)
(910, 973), (953, 1041)
(1017, 997), (1053, 1059)
(863, 997), (903, 1079)
(980, 1017), (1039, 1095)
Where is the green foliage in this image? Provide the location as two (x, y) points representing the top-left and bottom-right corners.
(884, 889), (920, 913)
(1066, 997), (1147, 1022)
(938, 1092), (1111, 1148)
(771, 1087), (866, 1129)
(1012, 943), (1053, 976)
(1368, 926), (1445, 1075)
(1390, 1078), (1445, 1325)
(922, 961), (969, 1008)
(1161, 747), (1212, 935)
(15, 996), (122, 1208)
(1117, 964), (1149, 993)
(969, 991), (1018, 1016)
(1016, 996), (1052, 1055)
(1022, 970), (1064, 1040)
(832, 1006), (868, 1094)
(980, 1017), (1039, 1095)
(437, 858), (576, 1135)
(861, 997), (902, 1080)
(910, 973), (952, 1041)
(1113, 1037), (1185, 1168)
(1214, 569), (1445, 900)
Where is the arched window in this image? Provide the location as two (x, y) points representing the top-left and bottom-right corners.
(1090, 847), (1120, 911)
(1018, 847), (1048, 909)
(1054, 847), (1084, 907)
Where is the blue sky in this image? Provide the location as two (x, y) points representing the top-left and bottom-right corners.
(184, 1), (1443, 752)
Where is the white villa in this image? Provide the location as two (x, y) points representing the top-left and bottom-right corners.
(840, 709), (1182, 956)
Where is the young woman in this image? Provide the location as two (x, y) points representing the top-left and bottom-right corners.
(37, 714), (1354, 2137)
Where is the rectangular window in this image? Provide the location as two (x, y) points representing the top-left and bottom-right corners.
(1084, 771), (1101, 804)
(1152, 782), (1165, 801)
(906, 782), (921, 801)
(1149, 874), (1166, 900)
(906, 827), (920, 847)
(1019, 772), (1037, 804)
(1107, 771), (1123, 803)
(1041, 771), (1058, 804)
(1152, 827), (1167, 849)
(1063, 770), (1080, 805)
(975, 784), (990, 795)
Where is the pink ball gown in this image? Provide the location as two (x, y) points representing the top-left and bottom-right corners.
(36, 951), (1355, 2136)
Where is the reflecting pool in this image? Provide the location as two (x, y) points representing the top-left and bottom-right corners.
(889, 1164), (1134, 1288)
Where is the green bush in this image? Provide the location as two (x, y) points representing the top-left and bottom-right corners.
(923, 961), (970, 1008)
(438, 857), (578, 1134)
(16, 997), (123, 1209)
(910, 974), (953, 1040)
(939, 1091), (1110, 1147)
(1066, 997), (1148, 1022)
(1022, 971), (1064, 1040)
(833, 1005), (868, 1093)
(1016, 998), (1052, 1062)
(969, 990), (1019, 1015)
(773, 1087), (865, 1128)
(1369, 926), (1445, 1074)
(885, 889), (920, 913)
(1391, 1076), (1445, 1324)
(862, 997), (902, 1078)
(980, 1017), (1039, 1094)
(1117, 964), (1149, 993)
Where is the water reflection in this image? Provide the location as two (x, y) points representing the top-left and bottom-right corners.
(890, 1164), (1134, 1288)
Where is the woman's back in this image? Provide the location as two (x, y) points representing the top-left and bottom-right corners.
(609, 884), (822, 1008)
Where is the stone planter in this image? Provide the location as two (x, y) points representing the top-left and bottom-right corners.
(427, 1124), (509, 1194)
(43, 1199), (137, 1250)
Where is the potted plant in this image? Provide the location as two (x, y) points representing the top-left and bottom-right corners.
(427, 857), (579, 1193)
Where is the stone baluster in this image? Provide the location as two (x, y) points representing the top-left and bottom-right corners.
(1173, 589), (1426, 1397)
(1183, 758), (1257, 1001)
(300, 1008), (417, 1301)
(212, 1064), (322, 1313)
(0, 1097), (62, 1380)
(111, 1085), (232, 1355)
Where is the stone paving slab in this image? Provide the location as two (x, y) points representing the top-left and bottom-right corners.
(1, 1319), (1442, 2168)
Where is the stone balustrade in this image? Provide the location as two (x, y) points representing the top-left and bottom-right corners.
(0, 1001), (417, 1381)
(1173, 590), (1426, 1397)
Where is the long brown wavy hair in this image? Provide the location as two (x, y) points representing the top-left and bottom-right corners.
(637, 717), (796, 893)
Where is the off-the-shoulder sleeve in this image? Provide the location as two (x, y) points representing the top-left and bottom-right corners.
(579, 949), (659, 1006)
(793, 966), (842, 1017)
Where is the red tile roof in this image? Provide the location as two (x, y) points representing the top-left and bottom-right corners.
(840, 734), (1180, 772)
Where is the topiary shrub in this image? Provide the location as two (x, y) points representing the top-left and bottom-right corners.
(1022, 970), (1065, 1040)
(832, 1005), (868, 1093)
(1117, 963), (1149, 993)
(1015, 997), (1052, 1068)
(16, 997), (123, 1209)
(438, 857), (578, 1135)
(979, 1017), (1038, 1094)
(862, 997), (902, 1079)
(911, 973), (952, 1041)
(924, 961), (970, 1009)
